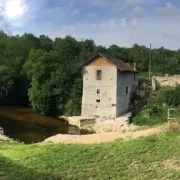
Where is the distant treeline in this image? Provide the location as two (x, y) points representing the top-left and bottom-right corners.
(0, 30), (180, 115)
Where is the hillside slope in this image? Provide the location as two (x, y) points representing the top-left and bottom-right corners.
(0, 131), (180, 180)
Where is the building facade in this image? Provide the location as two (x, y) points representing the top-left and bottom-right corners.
(81, 53), (138, 118)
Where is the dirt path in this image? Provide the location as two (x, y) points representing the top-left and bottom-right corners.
(44, 124), (169, 144)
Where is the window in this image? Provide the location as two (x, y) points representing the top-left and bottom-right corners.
(96, 99), (100, 102)
(96, 70), (102, 80)
(97, 89), (100, 94)
(134, 74), (136, 80)
(126, 86), (129, 94)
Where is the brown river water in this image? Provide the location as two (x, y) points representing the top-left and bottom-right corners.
(0, 107), (89, 144)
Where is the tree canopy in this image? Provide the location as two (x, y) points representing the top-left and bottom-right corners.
(0, 30), (180, 115)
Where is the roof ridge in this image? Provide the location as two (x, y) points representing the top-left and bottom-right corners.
(100, 53), (123, 71)
(84, 53), (137, 73)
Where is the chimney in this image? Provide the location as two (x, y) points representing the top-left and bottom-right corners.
(133, 63), (137, 71)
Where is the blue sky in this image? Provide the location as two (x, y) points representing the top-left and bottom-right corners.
(1, 0), (180, 49)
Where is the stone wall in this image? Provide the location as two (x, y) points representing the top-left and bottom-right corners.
(81, 63), (117, 118)
(152, 76), (158, 91)
(116, 71), (138, 116)
(61, 116), (96, 128)
(155, 75), (180, 87)
(80, 118), (96, 127)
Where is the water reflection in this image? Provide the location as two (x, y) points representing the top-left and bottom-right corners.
(0, 107), (93, 144)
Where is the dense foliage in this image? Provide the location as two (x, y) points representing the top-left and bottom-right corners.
(132, 87), (180, 126)
(165, 85), (180, 107)
(0, 30), (180, 115)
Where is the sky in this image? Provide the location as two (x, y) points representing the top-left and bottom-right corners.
(1, 0), (180, 50)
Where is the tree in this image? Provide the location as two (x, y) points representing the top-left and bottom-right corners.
(0, 65), (14, 102)
(39, 35), (53, 51)
(0, 30), (180, 116)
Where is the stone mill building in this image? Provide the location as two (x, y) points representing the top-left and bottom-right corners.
(81, 53), (138, 119)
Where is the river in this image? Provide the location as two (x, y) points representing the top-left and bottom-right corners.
(0, 107), (83, 144)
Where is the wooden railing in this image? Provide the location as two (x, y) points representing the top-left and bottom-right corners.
(167, 108), (180, 128)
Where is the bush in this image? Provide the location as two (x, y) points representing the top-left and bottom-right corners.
(132, 87), (174, 126)
(64, 77), (82, 116)
(165, 85), (180, 107)
(147, 104), (162, 117)
(132, 111), (150, 126)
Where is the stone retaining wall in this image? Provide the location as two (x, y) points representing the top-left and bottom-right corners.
(60, 116), (96, 128)
(80, 118), (96, 127)
(155, 75), (180, 87)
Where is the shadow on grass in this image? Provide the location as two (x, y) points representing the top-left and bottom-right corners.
(0, 154), (61, 180)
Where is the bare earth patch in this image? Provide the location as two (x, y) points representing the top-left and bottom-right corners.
(163, 158), (180, 172)
(44, 124), (169, 144)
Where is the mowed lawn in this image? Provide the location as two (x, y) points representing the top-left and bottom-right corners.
(0, 131), (180, 180)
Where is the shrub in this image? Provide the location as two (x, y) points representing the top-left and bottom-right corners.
(64, 77), (82, 116)
(147, 104), (162, 117)
(132, 87), (174, 126)
(165, 85), (180, 107)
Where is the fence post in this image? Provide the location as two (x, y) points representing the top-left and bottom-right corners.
(168, 109), (171, 129)
(167, 108), (180, 129)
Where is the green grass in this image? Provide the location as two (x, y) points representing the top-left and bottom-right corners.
(0, 131), (180, 180)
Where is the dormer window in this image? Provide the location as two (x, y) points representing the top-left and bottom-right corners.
(96, 70), (102, 80)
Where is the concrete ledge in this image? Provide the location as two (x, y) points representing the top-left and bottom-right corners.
(80, 118), (96, 127)
(60, 116), (95, 127)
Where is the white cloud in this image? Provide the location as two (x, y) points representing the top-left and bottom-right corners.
(108, 19), (117, 30)
(2, 0), (180, 51)
(126, 0), (158, 5)
(119, 0), (158, 11)
(120, 18), (127, 28)
(88, 0), (158, 8)
(129, 19), (137, 26)
(132, 6), (145, 17)
(25, 14), (180, 50)
(100, 22), (106, 29)
(154, 2), (180, 18)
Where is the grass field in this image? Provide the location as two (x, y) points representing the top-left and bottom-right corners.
(0, 130), (180, 180)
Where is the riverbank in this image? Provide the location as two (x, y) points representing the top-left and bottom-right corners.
(0, 130), (180, 180)
(44, 123), (169, 144)
(0, 127), (8, 141)
(0, 106), (76, 143)
(0, 134), (10, 142)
